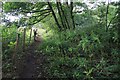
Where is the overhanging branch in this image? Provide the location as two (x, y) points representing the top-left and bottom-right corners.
(31, 10), (51, 17)
(28, 13), (50, 26)
(20, 9), (50, 13)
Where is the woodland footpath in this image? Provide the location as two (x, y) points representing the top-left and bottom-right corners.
(1, 1), (120, 79)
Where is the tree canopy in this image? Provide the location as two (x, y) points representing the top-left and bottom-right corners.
(2, 1), (120, 79)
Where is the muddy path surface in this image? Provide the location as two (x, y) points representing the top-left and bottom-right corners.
(16, 41), (47, 78)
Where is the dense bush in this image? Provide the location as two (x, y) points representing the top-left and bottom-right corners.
(37, 24), (119, 79)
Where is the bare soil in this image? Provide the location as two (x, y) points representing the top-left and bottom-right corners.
(16, 41), (47, 78)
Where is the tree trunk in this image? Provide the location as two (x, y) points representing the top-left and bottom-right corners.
(48, 2), (62, 30)
(57, 2), (67, 30)
(59, 3), (70, 29)
(29, 28), (32, 44)
(16, 33), (20, 52)
(105, 1), (109, 32)
(23, 28), (26, 52)
(70, 1), (75, 29)
(12, 32), (20, 63)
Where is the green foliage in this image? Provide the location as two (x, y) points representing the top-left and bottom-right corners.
(38, 21), (119, 78)
(2, 24), (17, 52)
(4, 2), (30, 12)
(2, 1), (120, 79)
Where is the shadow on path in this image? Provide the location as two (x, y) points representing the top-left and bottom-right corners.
(18, 41), (47, 78)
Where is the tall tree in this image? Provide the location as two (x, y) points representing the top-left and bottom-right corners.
(59, 2), (70, 29)
(105, 1), (110, 32)
(47, 2), (62, 30)
(70, 1), (75, 29)
(56, 2), (66, 30)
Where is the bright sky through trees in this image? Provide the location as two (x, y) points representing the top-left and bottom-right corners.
(2, 0), (119, 23)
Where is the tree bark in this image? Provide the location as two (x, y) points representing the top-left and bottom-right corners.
(105, 1), (109, 32)
(59, 3), (70, 29)
(57, 2), (66, 30)
(48, 2), (61, 30)
(13, 32), (20, 64)
(70, 1), (75, 29)
(15, 34), (20, 53)
(23, 28), (26, 52)
(29, 28), (32, 44)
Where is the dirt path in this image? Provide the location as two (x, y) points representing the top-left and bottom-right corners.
(18, 41), (47, 78)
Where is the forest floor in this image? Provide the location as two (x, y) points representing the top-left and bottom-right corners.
(15, 41), (47, 78)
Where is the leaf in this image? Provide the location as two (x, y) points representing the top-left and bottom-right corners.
(87, 68), (94, 76)
(68, 48), (72, 52)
